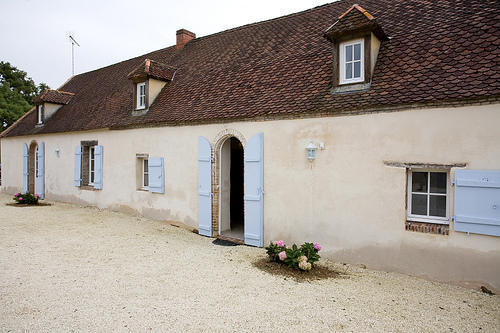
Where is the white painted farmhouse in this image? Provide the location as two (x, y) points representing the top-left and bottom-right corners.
(1, 1), (499, 290)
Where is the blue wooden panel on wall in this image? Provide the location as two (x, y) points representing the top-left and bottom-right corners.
(148, 157), (164, 193)
(454, 170), (500, 236)
(93, 145), (103, 190)
(244, 132), (264, 247)
(35, 142), (45, 199)
(23, 143), (28, 193)
(198, 136), (212, 237)
(74, 146), (82, 187)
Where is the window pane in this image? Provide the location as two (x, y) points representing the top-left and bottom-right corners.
(412, 172), (427, 192)
(354, 61), (361, 78)
(346, 63), (352, 79)
(354, 43), (361, 60)
(429, 195), (446, 217)
(430, 172), (447, 194)
(346, 45), (352, 62)
(411, 194), (427, 215)
(143, 160), (149, 187)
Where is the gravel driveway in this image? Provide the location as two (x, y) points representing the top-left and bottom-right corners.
(0, 193), (498, 332)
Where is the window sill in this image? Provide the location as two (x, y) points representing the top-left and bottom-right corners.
(132, 108), (149, 116)
(137, 188), (149, 192)
(79, 185), (98, 191)
(407, 216), (449, 225)
(332, 82), (371, 94)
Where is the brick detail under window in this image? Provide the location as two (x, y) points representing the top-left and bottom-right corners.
(406, 221), (449, 235)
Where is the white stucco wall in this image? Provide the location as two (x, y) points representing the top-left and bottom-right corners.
(1, 103), (499, 290)
(43, 103), (62, 121)
(148, 79), (167, 108)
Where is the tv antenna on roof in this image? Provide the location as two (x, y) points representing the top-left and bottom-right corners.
(68, 33), (80, 76)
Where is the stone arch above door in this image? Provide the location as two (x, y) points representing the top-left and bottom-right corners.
(213, 128), (246, 152)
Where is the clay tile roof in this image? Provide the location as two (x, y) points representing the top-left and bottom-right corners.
(32, 89), (74, 104)
(324, 4), (387, 41)
(127, 59), (176, 81)
(2, 0), (500, 138)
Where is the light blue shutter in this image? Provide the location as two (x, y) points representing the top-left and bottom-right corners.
(93, 145), (103, 190)
(198, 136), (212, 237)
(454, 170), (500, 236)
(35, 142), (45, 199)
(23, 143), (29, 193)
(148, 157), (164, 193)
(244, 132), (264, 247)
(74, 146), (82, 186)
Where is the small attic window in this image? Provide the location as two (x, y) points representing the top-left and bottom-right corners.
(37, 105), (43, 124)
(136, 82), (146, 109)
(339, 39), (364, 85)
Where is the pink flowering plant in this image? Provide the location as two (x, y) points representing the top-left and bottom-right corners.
(265, 240), (322, 271)
(13, 192), (39, 205)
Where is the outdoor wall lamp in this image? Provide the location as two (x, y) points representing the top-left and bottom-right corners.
(55, 148), (60, 157)
(306, 141), (317, 162)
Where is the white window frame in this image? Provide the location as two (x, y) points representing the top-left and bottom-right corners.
(142, 158), (149, 190)
(339, 39), (364, 85)
(136, 82), (146, 109)
(407, 169), (450, 224)
(89, 146), (95, 185)
(37, 105), (43, 124)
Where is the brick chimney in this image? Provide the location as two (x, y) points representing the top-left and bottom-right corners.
(176, 29), (196, 49)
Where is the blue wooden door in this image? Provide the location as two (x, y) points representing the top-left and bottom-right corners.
(35, 142), (45, 199)
(244, 132), (264, 247)
(198, 136), (212, 237)
(23, 143), (28, 193)
(454, 170), (500, 236)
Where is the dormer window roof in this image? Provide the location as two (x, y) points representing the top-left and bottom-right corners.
(33, 89), (74, 105)
(127, 59), (176, 82)
(324, 4), (388, 43)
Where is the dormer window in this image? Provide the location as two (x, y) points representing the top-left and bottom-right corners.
(339, 39), (364, 84)
(128, 59), (176, 115)
(32, 89), (74, 126)
(323, 4), (388, 93)
(136, 82), (146, 109)
(37, 105), (43, 124)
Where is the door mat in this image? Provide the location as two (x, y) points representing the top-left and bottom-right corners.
(212, 238), (241, 246)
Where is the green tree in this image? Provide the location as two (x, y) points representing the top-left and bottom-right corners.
(0, 61), (49, 129)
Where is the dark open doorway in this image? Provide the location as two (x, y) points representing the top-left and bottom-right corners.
(220, 137), (244, 240)
(28, 141), (38, 193)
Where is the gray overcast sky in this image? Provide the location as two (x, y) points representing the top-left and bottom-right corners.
(1, 0), (334, 88)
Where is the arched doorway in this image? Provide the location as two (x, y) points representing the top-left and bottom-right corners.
(219, 137), (244, 240)
(28, 141), (38, 193)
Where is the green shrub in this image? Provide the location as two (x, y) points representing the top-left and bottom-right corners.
(265, 240), (322, 271)
(13, 192), (39, 205)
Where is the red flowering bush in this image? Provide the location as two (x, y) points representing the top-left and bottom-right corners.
(265, 240), (322, 271)
(13, 192), (39, 205)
